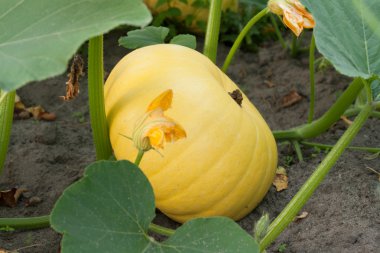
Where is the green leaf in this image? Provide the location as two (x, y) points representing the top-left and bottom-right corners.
(51, 160), (260, 253)
(0, 0), (151, 91)
(119, 26), (169, 49)
(170, 34), (196, 49)
(302, 0), (380, 79)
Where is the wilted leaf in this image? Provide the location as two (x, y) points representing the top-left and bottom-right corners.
(14, 97), (56, 121)
(0, 188), (27, 207)
(273, 167), (288, 192)
(0, 0), (151, 91)
(281, 90), (303, 107)
(294, 211), (309, 221)
(60, 55), (84, 101)
(51, 161), (259, 253)
(340, 116), (353, 126)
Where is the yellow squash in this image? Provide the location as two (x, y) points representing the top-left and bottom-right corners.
(104, 44), (277, 223)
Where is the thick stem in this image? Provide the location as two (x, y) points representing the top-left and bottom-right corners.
(260, 103), (373, 251)
(270, 14), (287, 49)
(222, 8), (268, 72)
(307, 34), (316, 123)
(0, 90), (15, 175)
(0, 215), (50, 230)
(273, 77), (364, 140)
(203, 0), (222, 62)
(88, 36), (113, 160)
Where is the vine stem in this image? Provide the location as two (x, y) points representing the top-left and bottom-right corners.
(292, 141), (303, 162)
(203, 0), (222, 62)
(260, 103), (373, 251)
(222, 7), (268, 72)
(149, 223), (175, 237)
(270, 14), (287, 49)
(344, 107), (380, 118)
(273, 77), (364, 140)
(290, 34), (298, 57)
(300, 141), (380, 154)
(307, 34), (316, 123)
(0, 215), (49, 230)
(0, 90), (15, 175)
(88, 35), (113, 160)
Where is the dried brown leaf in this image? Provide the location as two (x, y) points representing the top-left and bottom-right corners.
(273, 167), (288, 191)
(282, 90), (303, 107)
(294, 211), (309, 221)
(61, 54), (84, 101)
(0, 188), (27, 207)
(340, 116), (353, 126)
(264, 80), (275, 88)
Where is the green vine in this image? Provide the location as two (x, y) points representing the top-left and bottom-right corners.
(0, 90), (15, 175)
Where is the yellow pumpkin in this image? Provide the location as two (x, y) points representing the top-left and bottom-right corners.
(104, 44), (277, 223)
(144, 0), (239, 32)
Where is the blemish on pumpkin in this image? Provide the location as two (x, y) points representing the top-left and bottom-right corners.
(229, 89), (243, 107)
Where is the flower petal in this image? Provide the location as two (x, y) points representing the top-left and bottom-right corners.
(147, 127), (165, 149)
(283, 10), (303, 36)
(147, 89), (173, 112)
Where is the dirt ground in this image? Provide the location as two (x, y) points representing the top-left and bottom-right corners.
(0, 31), (379, 253)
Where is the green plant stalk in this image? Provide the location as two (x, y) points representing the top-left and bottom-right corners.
(0, 214), (176, 237)
(260, 103), (373, 251)
(0, 90), (15, 175)
(222, 7), (268, 72)
(0, 215), (49, 230)
(270, 14), (287, 49)
(292, 140), (303, 162)
(149, 223), (175, 237)
(291, 34), (298, 57)
(300, 141), (380, 153)
(344, 107), (380, 118)
(273, 77), (364, 140)
(134, 150), (145, 166)
(307, 34), (316, 123)
(203, 0), (222, 62)
(88, 35), (113, 160)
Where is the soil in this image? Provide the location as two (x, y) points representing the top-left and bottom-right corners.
(1, 31), (379, 253)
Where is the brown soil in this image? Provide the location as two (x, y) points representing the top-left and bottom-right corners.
(1, 31), (379, 253)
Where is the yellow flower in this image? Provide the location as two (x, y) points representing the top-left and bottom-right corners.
(268, 0), (315, 36)
(132, 89), (186, 151)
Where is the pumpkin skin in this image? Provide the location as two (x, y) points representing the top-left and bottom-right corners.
(104, 44), (277, 223)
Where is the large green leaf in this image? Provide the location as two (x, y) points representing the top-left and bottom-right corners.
(0, 0), (151, 91)
(51, 160), (259, 253)
(302, 0), (380, 79)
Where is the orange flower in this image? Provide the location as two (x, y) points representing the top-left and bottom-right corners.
(268, 0), (315, 36)
(132, 89), (186, 151)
